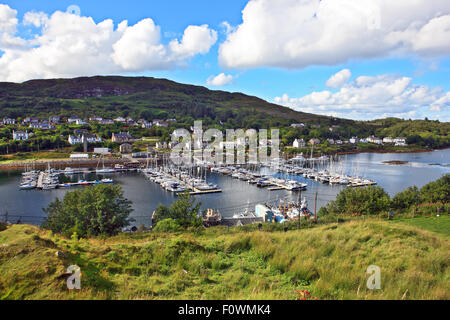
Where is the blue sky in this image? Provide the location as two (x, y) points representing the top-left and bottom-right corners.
(1, 0), (449, 121)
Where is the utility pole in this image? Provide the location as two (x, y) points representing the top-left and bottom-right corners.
(314, 191), (318, 223)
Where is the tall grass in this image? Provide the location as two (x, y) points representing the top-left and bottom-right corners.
(0, 218), (448, 300)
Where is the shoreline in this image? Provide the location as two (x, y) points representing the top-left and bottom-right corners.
(0, 158), (136, 170)
(0, 146), (448, 170)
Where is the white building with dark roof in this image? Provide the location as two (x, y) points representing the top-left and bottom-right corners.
(13, 130), (29, 140)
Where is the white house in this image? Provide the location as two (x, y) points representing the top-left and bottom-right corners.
(3, 118), (15, 125)
(383, 137), (394, 143)
(93, 147), (111, 155)
(291, 123), (305, 128)
(367, 136), (383, 145)
(13, 130), (29, 140)
(67, 117), (81, 124)
(349, 137), (360, 144)
(293, 138), (306, 148)
(70, 153), (89, 159)
(114, 117), (126, 123)
(75, 119), (88, 125)
(394, 137), (407, 146)
(68, 134), (102, 145)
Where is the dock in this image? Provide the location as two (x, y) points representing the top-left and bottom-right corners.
(163, 172), (222, 195)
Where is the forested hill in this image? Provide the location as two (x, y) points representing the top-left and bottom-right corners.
(0, 75), (336, 125)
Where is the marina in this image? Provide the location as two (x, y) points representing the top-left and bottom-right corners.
(2, 149), (449, 227)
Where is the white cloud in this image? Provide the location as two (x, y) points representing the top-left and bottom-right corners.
(0, 5), (217, 82)
(219, 0), (450, 69)
(0, 4), (18, 34)
(169, 25), (218, 59)
(220, 21), (236, 35)
(207, 73), (234, 86)
(326, 69), (351, 89)
(274, 72), (450, 120)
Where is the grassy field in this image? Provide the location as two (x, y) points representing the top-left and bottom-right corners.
(0, 218), (448, 300)
(394, 215), (450, 237)
(0, 152), (70, 164)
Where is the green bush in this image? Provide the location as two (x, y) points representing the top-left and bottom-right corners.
(0, 222), (7, 232)
(42, 184), (134, 237)
(324, 186), (390, 215)
(152, 192), (202, 229)
(391, 186), (420, 210)
(153, 219), (183, 233)
(419, 174), (449, 204)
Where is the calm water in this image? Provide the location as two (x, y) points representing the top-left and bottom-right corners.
(0, 149), (448, 227)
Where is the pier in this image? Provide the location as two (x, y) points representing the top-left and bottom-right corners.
(162, 172), (222, 195)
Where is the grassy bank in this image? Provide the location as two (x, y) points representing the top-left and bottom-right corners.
(394, 215), (450, 237)
(0, 218), (449, 300)
(0, 152), (70, 164)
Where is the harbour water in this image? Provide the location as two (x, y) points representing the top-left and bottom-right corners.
(0, 149), (448, 227)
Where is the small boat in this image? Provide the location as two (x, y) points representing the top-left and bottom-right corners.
(78, 179), (89, 186)
(20, 183), (36, 190)
(101, 178), (113, 184)
(64, 167), (75, 175)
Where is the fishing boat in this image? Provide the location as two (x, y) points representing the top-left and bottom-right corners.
(96, 156), (115, 173)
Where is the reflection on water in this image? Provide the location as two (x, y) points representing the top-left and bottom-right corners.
(0, 149), (448, 227)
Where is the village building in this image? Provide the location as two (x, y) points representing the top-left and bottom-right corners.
(141, 122), (152, 128)
(13, 130), (29, 140)
(112, 132), (134, 143)
(3, 118), (15, 125)
(349, 137), (360, 144)
(394, 137), (407, 146)
(67, 117), (81, 124)
(114, 117), (126, 123)
(49, 116), (60, 123)
(68, 134), (102, 145)
(293, 138), (306, 148)
(93, 147), (111, 155)
(70, 153), (89, 159)
(367, 136), (383, 145)
(291, 123), (305, 128)
(119, 143), (133, 153)
(308, 138), (321, 145)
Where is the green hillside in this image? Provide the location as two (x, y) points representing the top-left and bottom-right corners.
(0, 219), (448, 300)
(0, 76), (335, 126)
(0, 76), (448, 151)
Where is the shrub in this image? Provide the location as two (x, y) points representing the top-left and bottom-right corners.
(153, 219), (183, 233)
(42, 184), (134, 237)
(419, 174), (449, 204)
(391, 186), (420, 210)
(153, 192), (202, 229)
(325, 186), (390, 215)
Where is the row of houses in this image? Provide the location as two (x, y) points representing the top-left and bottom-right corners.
(1, 116), (177, 127)
(292, 136), (407, 148)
